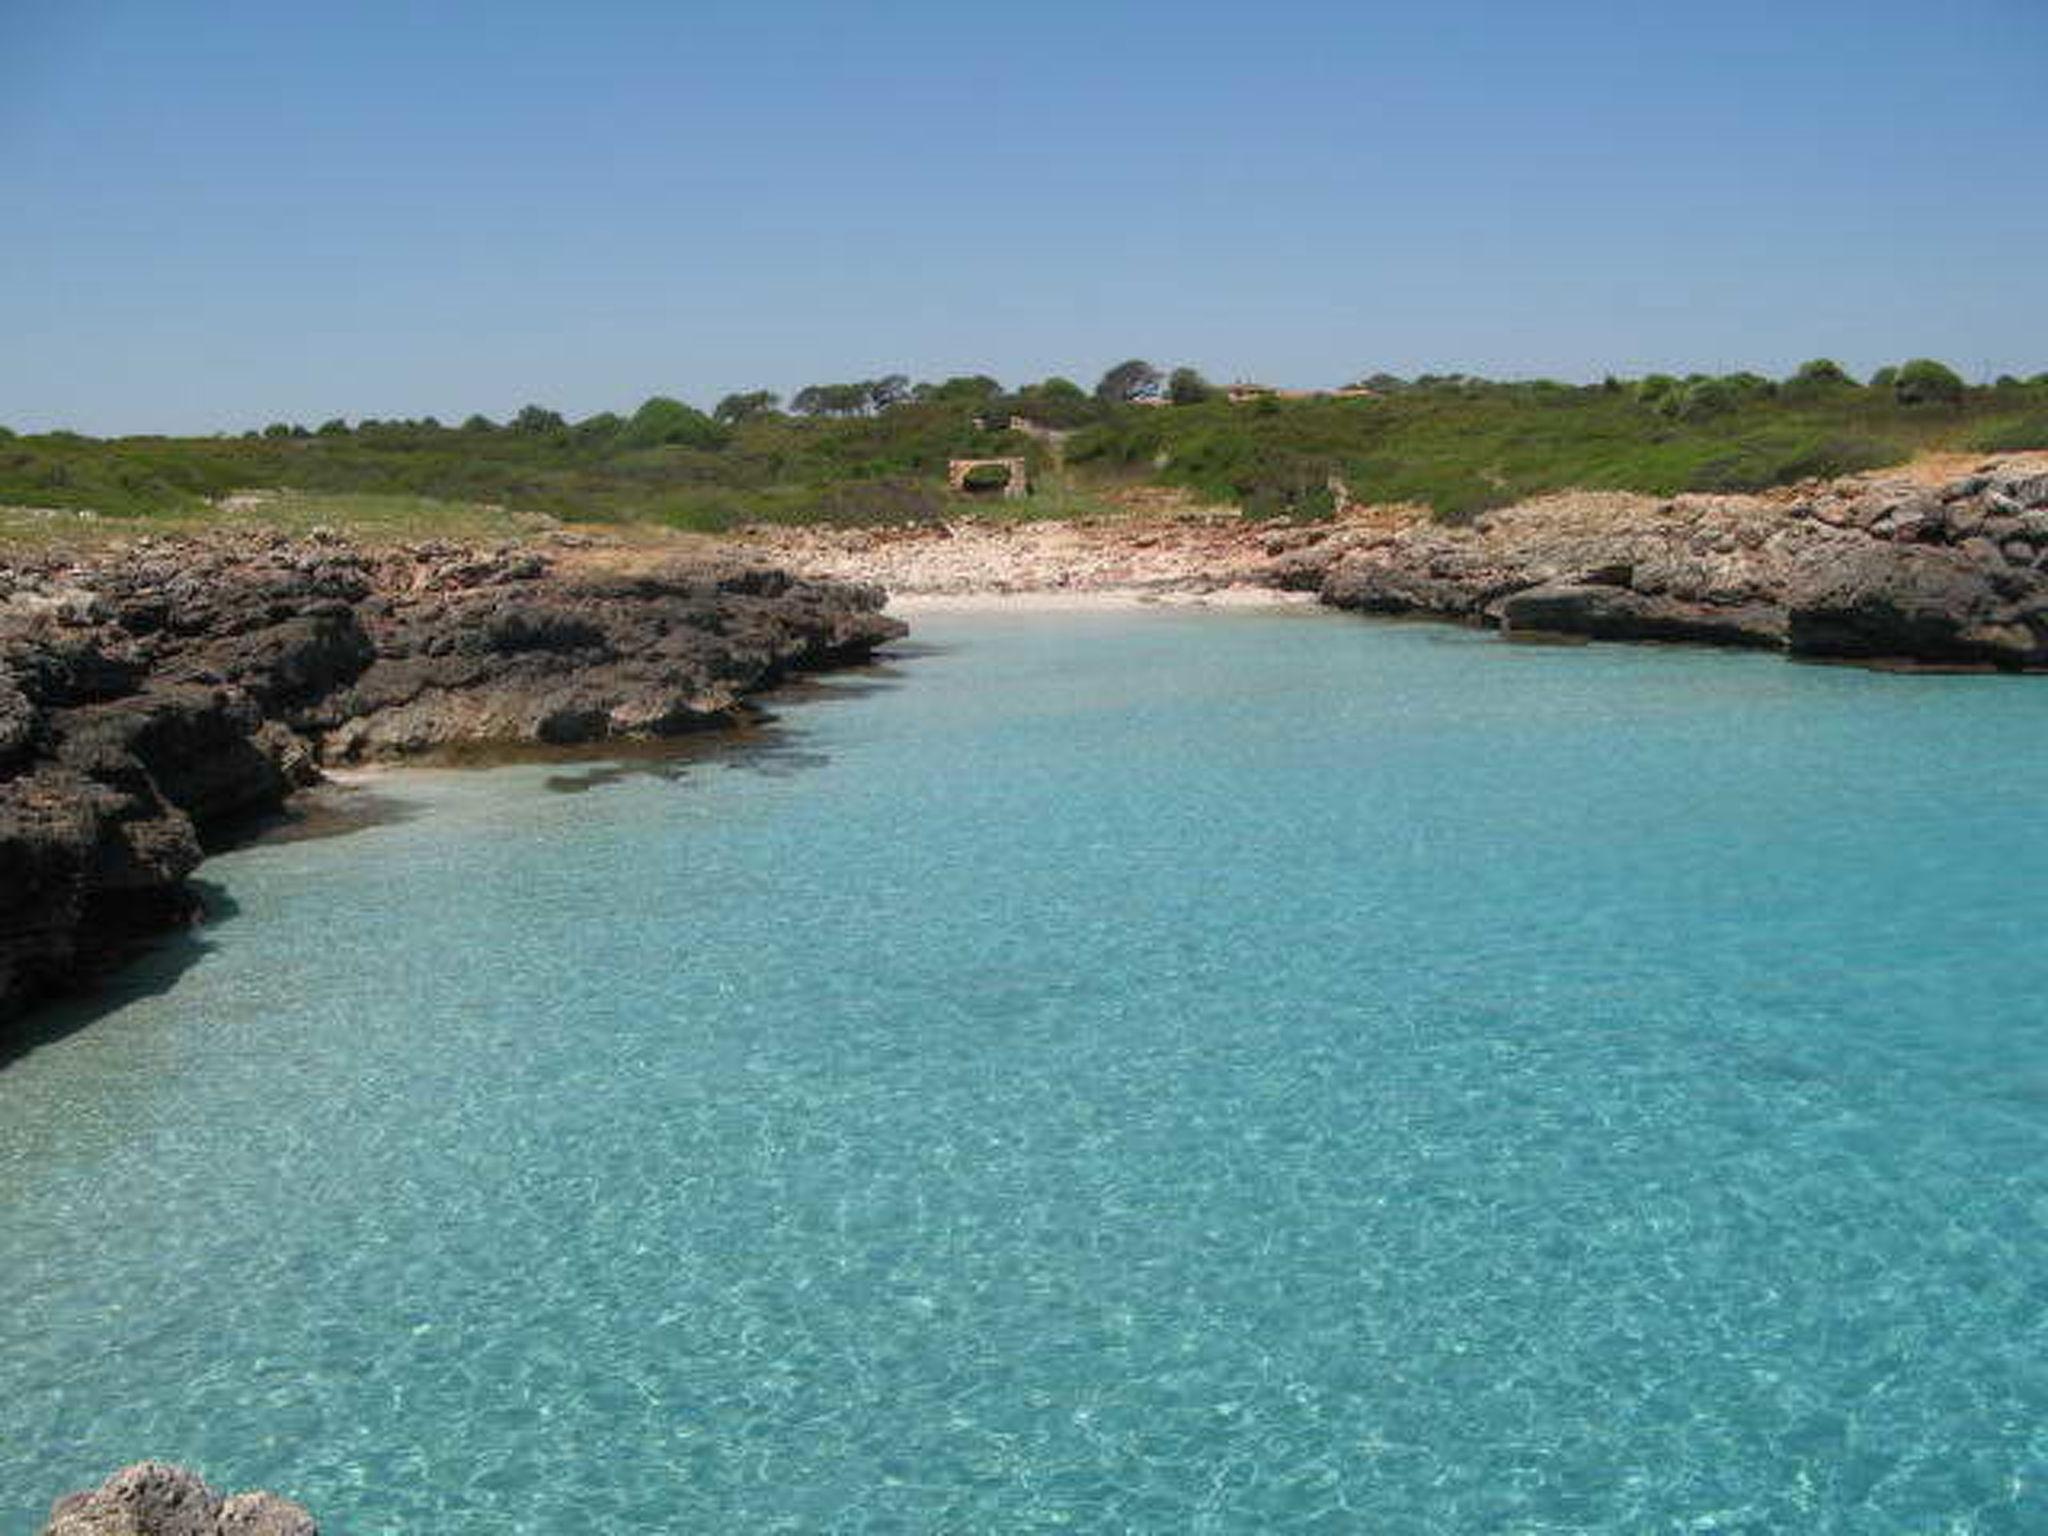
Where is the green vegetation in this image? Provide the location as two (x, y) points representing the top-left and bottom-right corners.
(958, 461), (1015, 493)
(1063, 363), (2042, 519)
(2, 362), (2042, 537)
(1970, 415), (2048, 453)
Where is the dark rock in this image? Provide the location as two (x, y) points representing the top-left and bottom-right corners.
(1785, 543), (2039, 665)
(1, 534), (905, 1034)
(1576, 561), (1634, 588)
(1321, 558), (1504, 619)
(0, 666), (33, 769)
(0, 769), (99, 1019)
(1499, 583), (1786, 648)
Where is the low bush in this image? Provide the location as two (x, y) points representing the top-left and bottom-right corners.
(1969, 416), (2048, 452)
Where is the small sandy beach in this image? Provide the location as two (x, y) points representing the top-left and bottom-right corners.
(883, 585), (1316, 614)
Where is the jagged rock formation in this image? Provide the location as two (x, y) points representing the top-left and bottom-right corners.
(0, 534), (904, 1029)
(1290, 460), (2048, 667)
(41, 1462), (315, 1536)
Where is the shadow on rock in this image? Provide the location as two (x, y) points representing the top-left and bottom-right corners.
(0, 879), (238, 1069)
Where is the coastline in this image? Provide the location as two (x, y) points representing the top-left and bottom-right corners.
(742, 451), (2048, 667)
(9, 450), (2048, 1038)
(883, 584), (1317, 614)
(0, 537), (903, 1035)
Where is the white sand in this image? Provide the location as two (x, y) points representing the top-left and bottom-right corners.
(884, 585), (1317, 615)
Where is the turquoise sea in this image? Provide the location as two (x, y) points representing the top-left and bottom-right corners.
(5, 609), (2048, 1533)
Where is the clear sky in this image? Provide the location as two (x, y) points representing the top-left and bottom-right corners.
(4, 0), (2044, 434)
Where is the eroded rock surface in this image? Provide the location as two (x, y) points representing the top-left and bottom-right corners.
(41, 1462), (316, 1536)
(0, 533), (903, 1029)
(1287, 459), (2048, 665)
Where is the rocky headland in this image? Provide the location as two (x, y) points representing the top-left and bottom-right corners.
(1292, 456), (2048, 667)
(0, 532), (902, 1031)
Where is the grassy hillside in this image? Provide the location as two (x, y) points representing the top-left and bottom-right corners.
(1070, 373), (2048, 520)
(3, 365), (2044, 537)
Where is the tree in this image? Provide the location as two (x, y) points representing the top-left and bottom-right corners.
(1007, 376), (1099, 429)
(866, 374), (913, 412)
(713, 390), (780, 425)
(917, 375), (1003, 405)
(1789, 358), (1855, 389)
(1095, 359), (1163, 404)
(790, 382), (870, 417)
(460, 414), (497, 433)
(619, 396), (726, 448)
(315, 418), (351, 436)
(1782, 359), (1857, 401)
(1892, 358), (1965, 406)
(1167, 366), (1216, 405)
(510, 404), (566, 434)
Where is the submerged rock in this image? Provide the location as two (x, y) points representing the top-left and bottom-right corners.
(42, 1462), (315, 1536)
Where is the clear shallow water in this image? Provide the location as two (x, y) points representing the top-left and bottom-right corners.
(5, 611), (2048, 1534)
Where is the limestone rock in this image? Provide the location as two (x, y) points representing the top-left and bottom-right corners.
(1311, 460), (2048, 668)
(41, 1464), (315, 1536)
(215, 1493), (318, 1536)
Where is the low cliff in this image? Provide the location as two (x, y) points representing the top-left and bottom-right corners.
(0, 533), (904, 1029)
(1280, 459), (2048, 667)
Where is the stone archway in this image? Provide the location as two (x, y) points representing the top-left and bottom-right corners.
(947, 457), (1028, 499)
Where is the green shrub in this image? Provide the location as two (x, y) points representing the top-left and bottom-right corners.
(1685, 433), (1899, 493)
(1788, 358), (1856, 389)
(1167, 366), (1216, 405)
(1969, 416), (2048, 452)
(1892, 359), (1964, 406)
(618, 397), (726, 450)
(1670, 378), (1743, 420)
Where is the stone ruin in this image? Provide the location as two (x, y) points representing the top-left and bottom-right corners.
(946, 457), (1028, 499)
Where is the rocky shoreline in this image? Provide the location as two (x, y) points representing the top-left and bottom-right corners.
(744, 455), (2048, 668)
(0, 533), (903, 1033)
(7, 454), (2046, 1039)
(1294, 456), (2048, 667)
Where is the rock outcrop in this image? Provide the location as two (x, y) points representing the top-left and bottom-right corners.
(0, 534), (904, 1031)
(1289, 459), (2048, 666)
(42, 1462), (316, 1536)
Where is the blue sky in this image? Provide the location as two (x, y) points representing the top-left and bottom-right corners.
(4, 0), (2044, 434)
